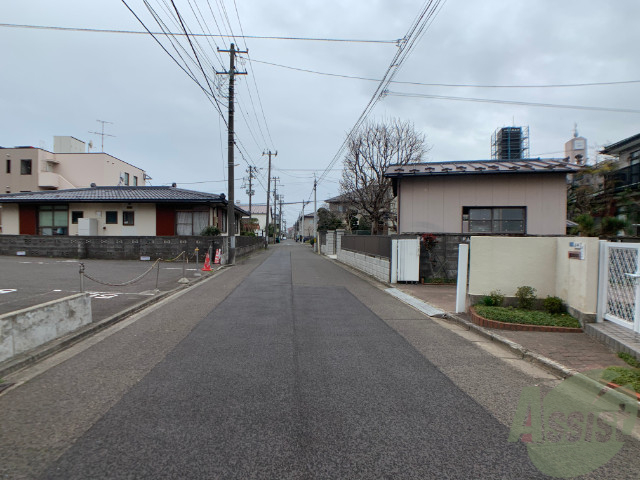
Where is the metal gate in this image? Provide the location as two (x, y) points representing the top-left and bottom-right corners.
(598, 242), (640, 332)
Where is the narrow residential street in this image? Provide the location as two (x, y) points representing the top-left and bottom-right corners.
(1, 242), (639, 479)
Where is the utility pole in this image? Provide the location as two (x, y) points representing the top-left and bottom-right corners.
(313, 175), (318, 252)
(272, 178), (280, 244)
(217, 43), (247, 265)
(263, 150), (276, 247)
(246, 166), (257, 220)
(89, 119), (115, 152)
(279, 194), (284, 240)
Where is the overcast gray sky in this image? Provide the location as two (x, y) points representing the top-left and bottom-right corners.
(2, 1), (639, 226)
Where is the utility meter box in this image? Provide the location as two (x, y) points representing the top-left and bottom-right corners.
(78, 218), (98, 236)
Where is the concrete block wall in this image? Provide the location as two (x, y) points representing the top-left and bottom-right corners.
(0, 293), (92, 363)
(337, 249), (390, 283)
(0, 235), (263, 260)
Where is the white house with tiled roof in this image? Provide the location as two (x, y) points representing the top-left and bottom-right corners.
(385, 159), (582, 235)
(0, 186), (248, 236)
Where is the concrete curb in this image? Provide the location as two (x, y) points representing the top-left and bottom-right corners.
(0, 266), (228, 380)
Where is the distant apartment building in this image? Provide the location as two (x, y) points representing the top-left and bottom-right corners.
(0, 136), (147, 194)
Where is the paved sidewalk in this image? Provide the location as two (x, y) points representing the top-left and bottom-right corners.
(395, 284), (630, 373)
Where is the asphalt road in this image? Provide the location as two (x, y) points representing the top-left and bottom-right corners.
(0, 255), (206, 321)
(1, 242), (639, 479)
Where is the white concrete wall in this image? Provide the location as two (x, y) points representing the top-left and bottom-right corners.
(0, 293), (92, 363)
(468, 236), (599, 315)
(338, 249), (390, 283)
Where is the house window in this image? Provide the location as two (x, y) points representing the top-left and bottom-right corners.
(105, 211), (118, 224)
(133, 176), (138, 186)
(71, 211), (84, 224)
(5, 159), (10, 174)
(124, 172), (130, 186)
(38, 205), (68, 235)
(176, 211), (209, 235)
(462, 207), (525, 234)
(123, 211), (135, 226)
(21, 159), (32, 175)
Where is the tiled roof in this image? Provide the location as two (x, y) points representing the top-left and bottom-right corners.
(0, 186), (226, 203)
(384, 159), (582, 177)
(325, 193), (350, 203)
(600, 133), (640, 155)
(239, 204), (268, 215)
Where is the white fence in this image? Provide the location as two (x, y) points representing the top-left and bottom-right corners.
(597, 242), (640, 333)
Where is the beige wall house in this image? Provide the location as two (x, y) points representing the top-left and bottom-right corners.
(385, 159), (581, 235)
(239, 204), (268, 235)
(0, 186), (247, 237)
(1, 137), (146, 194)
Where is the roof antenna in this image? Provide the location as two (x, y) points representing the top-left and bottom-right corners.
(574, 123), (579, 138)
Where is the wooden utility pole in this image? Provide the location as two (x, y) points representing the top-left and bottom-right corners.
(217, 43), (247, 265)
(263, 150), (276, 247)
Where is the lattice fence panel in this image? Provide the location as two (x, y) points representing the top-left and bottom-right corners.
(606, 247), (638, 325)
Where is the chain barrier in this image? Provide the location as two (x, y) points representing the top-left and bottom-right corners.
(79, 247), (212, 291)
(81, 258), (162, 287)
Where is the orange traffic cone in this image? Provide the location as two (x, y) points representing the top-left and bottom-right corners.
(213, 249), (221, 264)
(201, 252), (212, 271)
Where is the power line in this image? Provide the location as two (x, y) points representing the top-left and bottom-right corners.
(314, 0), (447, 190)
(243, 56), (640, 89)
(386, 91), (640, 114)
(0, 22), (398, 43)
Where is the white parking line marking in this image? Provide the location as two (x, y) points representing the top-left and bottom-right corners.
(0, 289), (17, 295)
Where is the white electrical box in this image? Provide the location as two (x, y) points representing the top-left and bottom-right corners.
(78, 218), (98, 236)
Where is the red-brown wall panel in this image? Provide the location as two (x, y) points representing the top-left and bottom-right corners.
(19, 205), (37, 235)
(156, 205), (175, 236)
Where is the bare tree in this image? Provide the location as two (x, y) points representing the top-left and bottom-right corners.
(340, 118), (429, 234)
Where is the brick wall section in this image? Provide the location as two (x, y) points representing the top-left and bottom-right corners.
(0, 235), (263, 260)
(469, 307), (583, 333)
(337, 249), (390, 283)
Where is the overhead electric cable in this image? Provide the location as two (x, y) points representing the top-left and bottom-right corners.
(0, 22), (397, 43)
(242, 57), (640, 89)
(386, 91), (640, 114)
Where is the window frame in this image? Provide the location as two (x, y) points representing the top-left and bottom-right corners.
(38, 205), (69, 235)
(123, 172), (130, 186)
(71, 211), (84, 224)
(462, 206), (526, 234)
(122, 211), (135, 226)
(20, 159), (32, 175)
(105, 211), (118, 225)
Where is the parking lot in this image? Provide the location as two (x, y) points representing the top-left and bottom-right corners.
(0, 255), (212, 321)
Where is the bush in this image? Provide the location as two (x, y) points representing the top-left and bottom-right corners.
(200, 225), (221, 236)
(515, 286), (537, 310)
(543, 296), (566, 315)
(480, 290), (504, 307)
(309, 237), (315, 246)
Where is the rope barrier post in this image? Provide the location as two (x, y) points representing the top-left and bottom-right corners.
(178, 251), (189, 284)
(79, 262), (85, 293)
(195, 247), (199, 269)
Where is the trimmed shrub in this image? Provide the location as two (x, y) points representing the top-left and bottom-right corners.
(481, 290), (504, 307)
(201, 225), (221, 236)
(543, 296), (566, 315)
(515, 286), (537, 310)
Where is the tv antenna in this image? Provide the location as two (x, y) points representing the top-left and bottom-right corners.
(89, 119), (115, 152)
